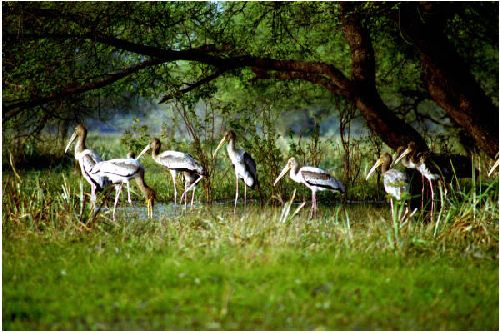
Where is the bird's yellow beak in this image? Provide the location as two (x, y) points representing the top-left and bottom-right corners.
(64, 132), (77, 154)
(137, 144), (151, 160)
(366, 158), (383, 180)
(274, 163), (290, 186)
(213, 136), (227, 158)
(488, 158), (500, 177)
(393, 147), (411, 166)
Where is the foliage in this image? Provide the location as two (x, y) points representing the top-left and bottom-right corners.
(120, 118), (150, 155)
(3, 2), (498, 157)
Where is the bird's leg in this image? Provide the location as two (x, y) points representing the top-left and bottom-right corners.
(170, 170), (177, 206)
(313, 192), (318, 218)
(127, 182), (132, 204)
(234, 174), (239, 214)
(244, 184), (247, 207)
(180, 176), (203, 201)
(190, 187), (196, 209)
(183, 182), (188, 210)
(421, 174), (425, 211)
(429, 179), (435, 222)
(113, 184), (122, 221)
(309, 191), (316, 219)
(390, 198), (394, 219)
(90, 184), (97, 210)
(148, 201), (153, 218)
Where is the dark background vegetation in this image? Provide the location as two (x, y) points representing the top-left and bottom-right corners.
(3, 2), (498, 161)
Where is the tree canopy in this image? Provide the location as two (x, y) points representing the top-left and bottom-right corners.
(3, 1), (498, 157)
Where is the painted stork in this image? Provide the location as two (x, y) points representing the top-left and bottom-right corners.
(89, 158), (155, 220)
(393, 142), (426, 210)
(393, 141), (475, 220)
(64, 124), (102, 207)
(137, 138), (205, 206)
(366, 153), (407, 212)
(213, 130), (260, 212)
(273, 157), (345, 218)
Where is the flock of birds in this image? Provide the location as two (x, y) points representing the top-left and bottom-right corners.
(65, 124), (497, 221)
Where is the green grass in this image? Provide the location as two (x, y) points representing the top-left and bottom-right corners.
(2, 157), (499, 330)
(3, 201), (499, 330)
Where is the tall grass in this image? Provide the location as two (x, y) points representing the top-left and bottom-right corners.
(3, 164), (498, 258)
(3, 165), (498, 330)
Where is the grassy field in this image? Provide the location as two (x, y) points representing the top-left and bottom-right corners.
(2, 133), (499, 330)
(3, 170), (499, 330)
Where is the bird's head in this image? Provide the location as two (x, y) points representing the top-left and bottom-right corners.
(274, 157), (296, 186)
(393, 141), (416, 166)
(137, 138), (160, 160)
(225, 130), (236, 141)
(64, 124), (87, 154)
(127, 151), (136, 159)
(213, 130), (235, 158)
(417, 151), (430, 164)
(367, 153), (392, 180)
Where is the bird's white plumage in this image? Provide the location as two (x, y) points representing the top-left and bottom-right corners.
(91, 158), (140, 178)
(274, 157), (344, 218)
(227, 147), (256, 187)
(418, 163), (440, 181)
(297, 166), (345, 193)
(155, 150), (204, 174)
(383, 169), (407, 200)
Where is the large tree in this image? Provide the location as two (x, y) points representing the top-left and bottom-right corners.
(3, 2), (498, 157)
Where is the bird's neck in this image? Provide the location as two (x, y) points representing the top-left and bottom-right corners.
(151, 146), (160, 160)
(289, 164), (300, 182)
(226, 139), (237, 157)
(134, 169), (153, 199)
(74, 133), (86, 155)
(381, 162), (390, 174)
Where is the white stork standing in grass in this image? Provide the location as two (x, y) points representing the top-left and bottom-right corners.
(65, 124), (102, 207)
(273, 157), (345, 218)
(137, 138), (205, 207)
(366, 152), (408, 212)
(213, 130), (260, 212)
(89, 158), (155, 220)
(393, 141), (475, 221)
(393, 142), (441, 220)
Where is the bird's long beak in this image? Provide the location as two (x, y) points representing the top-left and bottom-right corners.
(274, 164), (290, 186)
(213, 137), (227, 158)
(137, 144), (151, 160)
(64, 132), (77, 154)
(488, 158), (500, 177)
(393, 147), (411, 166)
(366, 158), (383, 180)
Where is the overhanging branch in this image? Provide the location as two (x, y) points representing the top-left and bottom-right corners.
(159, 68), (227, 103)
(3, 58), (164, 121)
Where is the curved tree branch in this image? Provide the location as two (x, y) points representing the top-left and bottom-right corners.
(159, 68), (227, 103)
(3, 58), (164, 120)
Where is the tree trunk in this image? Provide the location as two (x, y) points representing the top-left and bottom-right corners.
(340, 3), (428, 152)
(398, 2), (499, 158)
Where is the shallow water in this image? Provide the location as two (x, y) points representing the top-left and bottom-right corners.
(101, 198), (388, 221)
